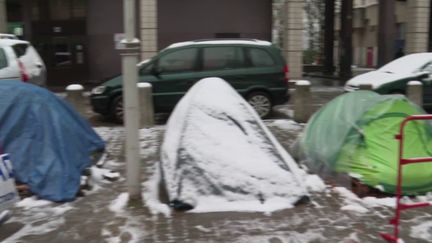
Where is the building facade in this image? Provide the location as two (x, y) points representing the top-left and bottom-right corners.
(4, 0), (306, 86)
(346, 0), (430, 68)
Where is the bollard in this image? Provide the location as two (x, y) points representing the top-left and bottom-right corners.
(65, 84), (86, 116)
(138, 82), (154, 128)
(294, 80), (312, 123)
(407, 81), (423, 107)
(358, 84), (373, 91)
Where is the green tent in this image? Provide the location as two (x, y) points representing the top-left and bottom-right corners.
(300, 91), (432, 195)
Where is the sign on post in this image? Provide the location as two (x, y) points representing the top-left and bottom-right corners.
(0, 153), (19, 213)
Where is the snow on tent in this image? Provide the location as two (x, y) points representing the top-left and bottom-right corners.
(0, 81), (105, 202)
(299, 90), (432, 195)
(160, 77), (308, 212)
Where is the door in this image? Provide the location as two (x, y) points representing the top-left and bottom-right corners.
(33, 36), (88, 86)
(141, 47), (200, 112)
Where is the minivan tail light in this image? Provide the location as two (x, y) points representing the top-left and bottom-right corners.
(283, 65), (289, 85)
(18, 60), (29, 82)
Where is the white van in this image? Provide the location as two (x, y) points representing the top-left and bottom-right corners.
(0, 39), (47, 86)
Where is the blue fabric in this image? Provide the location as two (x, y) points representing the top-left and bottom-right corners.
(0, 81), (105, 201)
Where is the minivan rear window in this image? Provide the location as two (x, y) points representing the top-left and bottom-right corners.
(11, 43), (29, 58)
(249, 48), (275, 67)
(203, 47), (245, 70)
(0, 48), (8, 69)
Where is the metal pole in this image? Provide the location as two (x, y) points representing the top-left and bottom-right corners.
(0, 0), (7, 33)
(324, 0), (335, 75)
(339, 0), (353, 83)
(120, 0), (141, 201)
(378, 0), (396, 67)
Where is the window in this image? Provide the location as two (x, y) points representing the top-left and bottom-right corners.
(140, 63), (154, 75)
(215, 33), (240, 38)
(12, 44), (29, 58)
(50, 0), (71, 20)
(53, 43), (72, 66)
(31, 2), (40, 20)
(249, 48), (275, 67)
(49, 0), (86, 20)
(203, 47), (245, 70)
(72, 0), (86, 18)
(0, 48), (8, 69)
(158, 48), (197, 73)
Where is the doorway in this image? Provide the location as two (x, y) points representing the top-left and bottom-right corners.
(33, 36), (88, 86)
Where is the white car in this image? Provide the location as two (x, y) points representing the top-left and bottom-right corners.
(344, 53), (432, 93)
(0, 33), (18, 40)
(0, 39), (47, 86)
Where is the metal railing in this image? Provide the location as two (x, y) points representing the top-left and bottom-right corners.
(380, 115), (432, 242)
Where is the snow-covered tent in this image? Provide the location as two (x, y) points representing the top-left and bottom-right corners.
(160, 77), (308, 211)
(0, 81), (105, 201)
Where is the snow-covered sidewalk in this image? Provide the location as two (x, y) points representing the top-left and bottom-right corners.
(1, 121), (432, 243)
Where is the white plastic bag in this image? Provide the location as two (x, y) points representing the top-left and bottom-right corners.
(0, 154), (18, 212)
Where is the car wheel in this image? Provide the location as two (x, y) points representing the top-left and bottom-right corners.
(247, 92), (272, 118)
(110, 96), (124, 123)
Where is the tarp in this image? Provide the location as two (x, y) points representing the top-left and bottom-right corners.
(160, 77), (307, 211)
(300, 91), (432, 195)
(0, 81), (105, 201)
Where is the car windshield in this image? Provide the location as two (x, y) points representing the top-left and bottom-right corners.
(379, 54), (432, 75)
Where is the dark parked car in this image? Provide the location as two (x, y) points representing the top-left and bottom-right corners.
(90, 39), (289, 122)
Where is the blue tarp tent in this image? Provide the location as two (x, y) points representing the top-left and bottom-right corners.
(0, 81), (105, 201)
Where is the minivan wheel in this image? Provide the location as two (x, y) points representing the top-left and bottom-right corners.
(110, 96), (124, 124)
(247, 92), (272, 118)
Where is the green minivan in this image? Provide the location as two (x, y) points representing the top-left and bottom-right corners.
(90, 39), (289, 122)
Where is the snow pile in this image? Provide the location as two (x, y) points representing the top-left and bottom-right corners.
(410, 221), (432, 241)
(109, 193), (129, 214)
(6, 197), (74, 241)
(334, 187), (396, 214)
(16, 197), (53, 209)
(160, 78), (308, 212)
(266, 119), (303, 132)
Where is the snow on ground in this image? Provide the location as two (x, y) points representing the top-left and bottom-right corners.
(231, 230), (326, 243)
(334, 187), (396, 214)
(305, 174), (326, 192)
(6, 199), (74, 242)
(4, 118), (432, 242)
(109, 193), (129, 214)
(104, 193), (145, 243)
(410, 220), (432, 241)
(265, 119), (303, 132)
